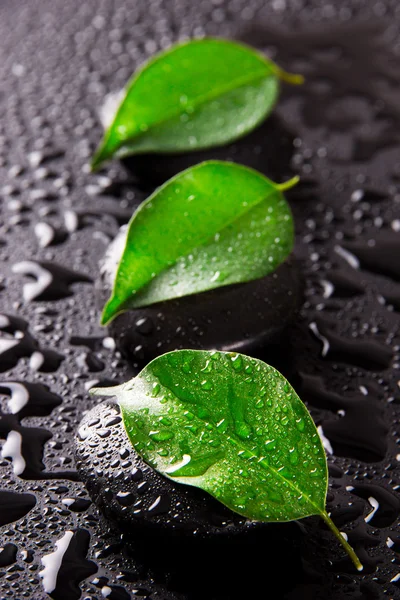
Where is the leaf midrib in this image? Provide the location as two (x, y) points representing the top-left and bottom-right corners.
(157, 379), (327, 520)
(111, 66), (275, 150)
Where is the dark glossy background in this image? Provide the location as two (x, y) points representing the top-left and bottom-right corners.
(1, 0), (400, 598)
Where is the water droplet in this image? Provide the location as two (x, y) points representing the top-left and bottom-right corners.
(200, 379), (212, 390)
(152, 382), (160, 397)
(201, 359), (213, 373)
(265, 440), (276, 452)
(289, 448), (299, 465)
(229, 353), (243, 371)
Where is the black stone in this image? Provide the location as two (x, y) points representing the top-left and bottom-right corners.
(75, 399), (263, 537)
(97, 228), (303, 364)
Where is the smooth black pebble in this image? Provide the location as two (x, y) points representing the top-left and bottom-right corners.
(75, 399), (263, 537)
(96, 227), (303, 363)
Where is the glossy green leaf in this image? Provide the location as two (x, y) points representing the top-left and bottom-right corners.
(101, 160), (297, 324)
(91, 349), (362, 571)
(91, 38), (303, 170)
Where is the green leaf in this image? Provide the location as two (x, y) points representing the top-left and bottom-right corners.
(91, 349), (363, 571)
(101, 160), (297, 325)
(91, 38), (303, 170)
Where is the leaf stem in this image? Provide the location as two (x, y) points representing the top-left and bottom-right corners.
(276, 176), (300, 193)
(321, 510), (363, 572)
(275, 67), (305, 86)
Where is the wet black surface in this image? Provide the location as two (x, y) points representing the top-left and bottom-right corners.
(1, 0), (400, 598)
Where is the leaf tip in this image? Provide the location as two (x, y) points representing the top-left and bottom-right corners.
(90, 147), (105, 172)
(100, 299), (116, 326)
(100, 311), (110, 327)
(91, 134), (116, 171)
(101, 292), (130, 325)
(89, 160), (99, 173)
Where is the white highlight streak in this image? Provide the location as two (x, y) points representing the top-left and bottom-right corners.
(99, 89), (125, 129)
(12, 261), (52, 302)
(34, 222), (55, 248)
(1, 382), (29, 413)
(40, 531), (74, 593)
(0, 339), (19, 355)
(334, 245), (360, 269)
(165, 454), (191, 474)
(320, 279), (334, 299)
(64, 210), (79, 233)
(317, 426), (333, 455)
(29, 351), (45, 371)
(364, 496), (379, 523)
(1, 431), (26, 475)
(0, 315), (10, 328)
(309, 322), (330, 357)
